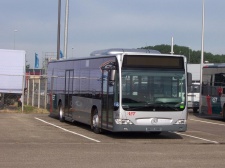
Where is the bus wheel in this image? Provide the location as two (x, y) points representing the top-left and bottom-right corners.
(92, 109), (101, 134)
(223, 106), (225, 121)
(193, 107), (198, 113)
(59, 104), (65, 122)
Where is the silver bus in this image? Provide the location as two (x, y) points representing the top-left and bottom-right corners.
(47, 48), (191, 134)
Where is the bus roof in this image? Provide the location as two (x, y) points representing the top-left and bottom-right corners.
(48, 48), (185, 64)
(90, 48), (161, 56)
(203, 63), (225, 68)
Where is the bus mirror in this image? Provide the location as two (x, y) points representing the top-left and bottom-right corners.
(187, 72), (192, 86)
(109, 70), (116, 81)
(109, 70), (116, 86)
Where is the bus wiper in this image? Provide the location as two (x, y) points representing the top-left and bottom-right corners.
(128, 106), (149, 110)
(127, 104), (155, 111)
(155, 103), (179, 111)
(156, 101), (181, 111)
(122, 105), (129, 110)
(123, 103), (180, 111)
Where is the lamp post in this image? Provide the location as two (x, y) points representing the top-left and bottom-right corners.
(14, 29), (18, 49)
(199, 0), (205, 114)
(57, 0), (61, 60)
(189, 46), (191, 63)
(63, 0), (69, 59)
(72, 47), (74, 57)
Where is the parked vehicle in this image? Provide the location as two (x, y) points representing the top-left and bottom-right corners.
(47, 48), (192, 134)
(188, 82), (200, 113)
(0, 49), (26, 107)
(201, 64), (225, 120)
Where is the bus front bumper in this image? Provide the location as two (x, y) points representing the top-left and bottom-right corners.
(112, 124), (187, 132)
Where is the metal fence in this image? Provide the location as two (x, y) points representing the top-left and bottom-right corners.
(24, 75), (48, 109)
(0, 74), (48, 111)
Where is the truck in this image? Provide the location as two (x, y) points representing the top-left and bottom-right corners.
(187, 82), (200, 113)
(187, 64), (200, 113)
(0, 49), (26, 107)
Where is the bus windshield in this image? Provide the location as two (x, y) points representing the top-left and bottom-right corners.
(122, 69), (186, 111)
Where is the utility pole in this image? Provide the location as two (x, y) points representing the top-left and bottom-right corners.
(199, 0), (205, 114)
(13, 29), (18, 50)
(189, 46), (191, 63)
(57, 0), (61, 60)
(170, 37), (174, 55)
(64, 0), (69, 59)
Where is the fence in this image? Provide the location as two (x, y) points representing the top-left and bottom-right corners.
(24, 75), (48, 109)
(0, 74), (48, 112)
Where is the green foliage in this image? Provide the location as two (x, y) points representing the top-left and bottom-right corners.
(141, 44), (225, 63)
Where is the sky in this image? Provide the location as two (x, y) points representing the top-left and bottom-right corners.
(0, 0), (225, 68)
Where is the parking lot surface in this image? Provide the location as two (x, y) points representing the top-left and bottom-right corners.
(1, 112), (225, 168)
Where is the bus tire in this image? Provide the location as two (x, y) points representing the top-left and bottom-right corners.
(193, 107), (198, 113)
(59, 103), (65, 122)
(222, 105), (225, 121)
(92, 108), (101, 134)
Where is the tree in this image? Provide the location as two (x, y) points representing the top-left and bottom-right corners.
(141, 44), (225, 63)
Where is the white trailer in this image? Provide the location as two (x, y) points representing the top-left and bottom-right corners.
(0, 49), (26, 106)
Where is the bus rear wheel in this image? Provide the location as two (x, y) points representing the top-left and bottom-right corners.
(92, 109), (101, 134)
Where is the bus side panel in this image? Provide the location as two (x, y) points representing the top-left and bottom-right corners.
(71, 97), (101, 125)
(202, 67), (225, 116)
(201, 95), (222, 115)
(211, 97), (222, 115)
(47, 61), (66, 108)
(201, 95), (212, 115)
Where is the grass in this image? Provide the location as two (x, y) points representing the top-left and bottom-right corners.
(0, 104), (49, 114)
(19, 105), (49, 114)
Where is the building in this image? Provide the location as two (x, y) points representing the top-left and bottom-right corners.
(187, 64), (200, 83)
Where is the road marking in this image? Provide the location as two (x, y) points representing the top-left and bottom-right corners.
(175, 132), (219, 144)
(190, 119), (225, 126)
(35, 117), (101, 143)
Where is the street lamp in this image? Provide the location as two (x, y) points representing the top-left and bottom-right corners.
(189, 46), (191, 63)
(199, 0), (205, 114)
(57, 0), (61, 60)
(14, 29), (18, 49)
(72, 47), (74, 57)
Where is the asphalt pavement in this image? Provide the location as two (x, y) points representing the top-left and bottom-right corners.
(0, 112), (225, 168)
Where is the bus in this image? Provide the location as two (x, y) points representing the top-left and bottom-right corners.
(201, 63), (225, 120)
(187, 82), (200, 113)
(47, 48), (192, 134)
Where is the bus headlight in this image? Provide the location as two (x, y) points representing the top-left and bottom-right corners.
(115, 119), (133, 125)
(175, 119), (186, 125)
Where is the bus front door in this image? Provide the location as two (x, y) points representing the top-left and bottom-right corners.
(102, 70), (114, 131)
(65, 70), (74, 118)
